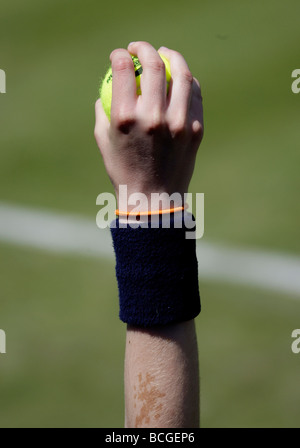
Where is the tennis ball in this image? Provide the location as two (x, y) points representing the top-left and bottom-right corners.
(100, 53), (171, 121)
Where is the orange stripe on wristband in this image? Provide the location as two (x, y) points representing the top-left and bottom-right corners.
(116, 205), (187, 217)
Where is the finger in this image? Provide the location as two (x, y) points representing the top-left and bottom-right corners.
(95, 97), (109, 126)
(189, 78), (204, 141)
(94, 98), (110, 156)
(158, 46), (194, 131)
(128, 41), (167, 118)
(110, 48), (137, 125)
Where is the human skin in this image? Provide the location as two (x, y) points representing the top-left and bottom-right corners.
(94, 41), (204, 427)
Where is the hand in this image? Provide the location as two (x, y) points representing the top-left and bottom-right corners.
(94, 41), (204, 211)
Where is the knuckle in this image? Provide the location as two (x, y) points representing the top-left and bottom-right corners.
(181, 69), (194, 86)
(113, 110), (136, 133)
(147, 57), (165, 74)
(112, 57), (133, 73)
(144, 110), (165, 133)
(193, 120), (204, 139)
(169, 117), (188, 137)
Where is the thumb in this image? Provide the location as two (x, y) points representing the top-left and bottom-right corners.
(94, 98), (110, 157)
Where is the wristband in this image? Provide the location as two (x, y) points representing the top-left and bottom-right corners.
(110, 213), (201, 327)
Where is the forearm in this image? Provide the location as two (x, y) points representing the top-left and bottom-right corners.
(125, 320), (200, 428)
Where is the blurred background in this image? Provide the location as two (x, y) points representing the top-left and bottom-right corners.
(0, 0), (300, 428)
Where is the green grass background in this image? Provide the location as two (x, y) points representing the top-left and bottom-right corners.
(0, 0), (300, 427)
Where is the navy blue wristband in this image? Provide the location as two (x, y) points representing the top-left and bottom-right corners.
(110, 214), (201, 327)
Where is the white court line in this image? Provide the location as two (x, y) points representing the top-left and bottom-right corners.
(0, 202), (300, 297)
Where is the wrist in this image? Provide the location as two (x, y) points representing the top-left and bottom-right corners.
(116, 185), (185, 213)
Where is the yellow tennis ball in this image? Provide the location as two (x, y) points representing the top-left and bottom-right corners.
(100, 53), (171, 121)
